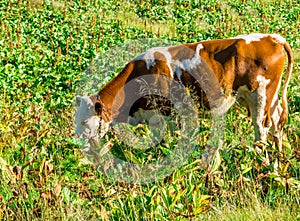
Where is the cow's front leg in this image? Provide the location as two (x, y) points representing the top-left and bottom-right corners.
(201, 96), (234, 169)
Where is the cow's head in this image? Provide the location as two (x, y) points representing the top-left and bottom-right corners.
(75, 95), (110, 140)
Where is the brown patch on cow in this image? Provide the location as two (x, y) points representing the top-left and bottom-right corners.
(214, 40), (238, 65)
(150, 52), (172, 78)
(89, 95), (102, 116)
(89, 95), (111, 122)
(154, 51), (167, 62)
(180, 69), (210, 108)
(199, 39), (238, 93)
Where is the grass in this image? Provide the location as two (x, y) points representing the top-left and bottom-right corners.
(206, 194), (300, 221)
(0, 0), (299, 220)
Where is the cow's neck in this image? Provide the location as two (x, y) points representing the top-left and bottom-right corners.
(97, 62), (134, 121)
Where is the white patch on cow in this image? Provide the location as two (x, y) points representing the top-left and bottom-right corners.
(173, 43), (203, 81)
(270, 101), (283, 150)
(256, 75), (271, 140)
(236, 33), (266, 44)
(174, 44), (203, 71)
(174, 66), (183, 81)
(271, 75), (282, 107)
(75, 96), (110, 139)
(133, 51), (154, 69)
(271, 100), (282, 131)
(133, 47), (173, 78)
(182, 43), (203, 71)
(236, 33), (286, 45)
(269, 34), (286, 44)
(99, 119), (110, 138)
(134, 43), (204, 81)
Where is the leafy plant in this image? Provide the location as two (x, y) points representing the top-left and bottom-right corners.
(0, 0), (299, 220)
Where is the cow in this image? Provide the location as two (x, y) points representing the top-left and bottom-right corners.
(75, 33), (293, 165)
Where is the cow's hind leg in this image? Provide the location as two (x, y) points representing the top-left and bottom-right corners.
(248, 101), (270, 149)
(270, 98), (284, 152)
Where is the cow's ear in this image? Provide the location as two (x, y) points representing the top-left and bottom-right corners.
(94, 101), (102, 116)
(76, 96), (81, 106)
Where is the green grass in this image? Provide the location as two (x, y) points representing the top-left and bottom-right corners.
(0, 0), (299, 220)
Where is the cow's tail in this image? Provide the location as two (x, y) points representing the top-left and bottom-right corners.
(279, 40), (293, 130)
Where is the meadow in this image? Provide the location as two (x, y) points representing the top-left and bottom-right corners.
(0, 0), (299, 220)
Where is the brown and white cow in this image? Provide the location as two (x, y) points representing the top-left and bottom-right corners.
(75, 33), (293, 163)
